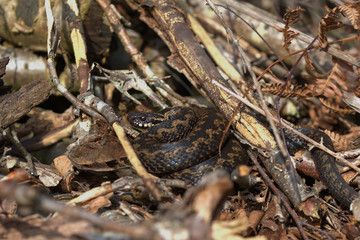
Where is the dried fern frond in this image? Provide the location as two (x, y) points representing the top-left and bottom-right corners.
(304, 53), (315, 70)
(307, 104), (338, 130)
(319, 97), (356, 114)
(319, 3), (360, 48)
(275, 6), (305, 51)
(323, 129), (350, 151)
(325, 127), (360, 151)
(356, 86), (360, 97)
(340, 3), (360, 29)
(261, 83), (312, 98)
(310, 62), (356, 113)
(283, 6), (305, 25)
(313, 63), (348, 102)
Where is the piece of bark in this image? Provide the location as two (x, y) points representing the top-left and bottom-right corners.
(0, 56), (10, 95)
(0, 80), (52, 128)
(132, 0), (275, 150)
(0, 56), (9, 78)
(0, 0), (111, 61)
(0, 46), (48, 90)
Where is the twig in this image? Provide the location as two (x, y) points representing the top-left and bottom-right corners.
(256, 36), (358, 82)
(21, 119), (78, 152)
(302, 222), (335, 240)
(0, 147), (10, 163)
(182, 6), (246, 86)
(272, 36), (319, 207)
(214, 4), (289, 72)
(205, 0), (288, 166)
(47, 57), (103, 120)
(205, 0), (300, 201)
(339, 149), (360, 160)
(79, 93), (163, 201)
(96, 0), (177, 108)
(0, 181), (150, 238)
(119, 201), (143, 223)
(1, 128), (37, 175)
(213, 80), (360, 174)
(62, 0), (90, 93)
(45, 2), (104, 120)
(93, 64), (182, 107)
(68, 182), (114, 205)
(248, 151), (309, 240)
(220, 0), (359, 67)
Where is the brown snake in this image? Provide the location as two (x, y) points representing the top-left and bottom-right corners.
(127, 106), (359, 207)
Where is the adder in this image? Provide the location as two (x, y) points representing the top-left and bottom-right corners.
(127, 106), (359, 208)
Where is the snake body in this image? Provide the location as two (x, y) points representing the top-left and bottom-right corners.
(284, 128), (358, 207)
(127, 107), (247, 183)
(128, 107), (358, 207)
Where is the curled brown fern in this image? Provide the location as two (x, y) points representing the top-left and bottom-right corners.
(313, 62), (348, 101)
(319, 3), (360, 48)
(275, 6), (305, 51)
(319, 97), (356, 114)
(323, 129), (350, 151)
(262, 61), (356, 114)
(304, 52), (315, 71)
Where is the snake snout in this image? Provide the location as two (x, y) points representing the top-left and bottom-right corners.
(127, 112), (160, 128)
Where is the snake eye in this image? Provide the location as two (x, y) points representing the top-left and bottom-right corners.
(140, 116), (146, 121)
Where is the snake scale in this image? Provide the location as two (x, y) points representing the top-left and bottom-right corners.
(127, 106), (358, 207)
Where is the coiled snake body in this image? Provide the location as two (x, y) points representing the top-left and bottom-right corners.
(127, 107), (358, 207)
(127, 107), (247, 183)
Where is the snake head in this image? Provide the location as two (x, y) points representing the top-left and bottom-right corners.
(127, 111), (163, 128)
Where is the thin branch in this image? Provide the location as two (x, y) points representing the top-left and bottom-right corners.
(205, 0), (300, 201)
(213, 80), (360, 174)
(248, 151), (309, 240)
(2, 128), (37, 175)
